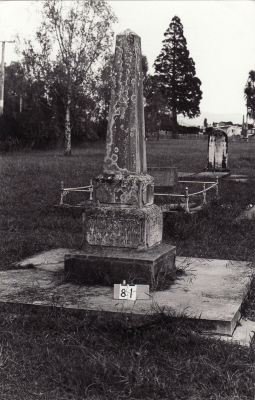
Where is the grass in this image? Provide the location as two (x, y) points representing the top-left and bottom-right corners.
(0, 307), (255, 400)
(147, 138), (255, 176)
(163, 180), (255, 261)
(0, 142), (105, 270)
(0, 139), (255, 399)
(1, 139), (254, 269)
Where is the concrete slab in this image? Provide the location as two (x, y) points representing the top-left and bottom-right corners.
(231, 318), (255, 346)
(228, 179), (249, 183)
(195, 172), (230, 179)
(154, 257), (253, 335)
(178, 172), (197, 179)
(225, 174), (249, 183)
(234, 205), (255, 222)
(178, 172), (249, 182)
(0, 250), (253, 337)
(207, 318), (255, 347)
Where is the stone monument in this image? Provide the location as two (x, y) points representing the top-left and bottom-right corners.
(65, 30), (176, 287)
(206, 129), (229, 172)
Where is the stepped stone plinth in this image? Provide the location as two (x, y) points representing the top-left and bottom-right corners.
(93, 173), (154, 207)
(83, 203), (162, 250)
(65, 29), (176, 285)
(65, 244), (176, 287)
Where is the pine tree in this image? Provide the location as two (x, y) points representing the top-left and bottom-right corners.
(154, 16), (202, 132)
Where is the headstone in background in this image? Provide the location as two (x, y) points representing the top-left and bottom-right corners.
(206, 129), (229, 172)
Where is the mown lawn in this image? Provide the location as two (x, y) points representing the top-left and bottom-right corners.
(0, 139), (255, 400)
(147, 138), (255, 176)
(1, 139), (254, 269)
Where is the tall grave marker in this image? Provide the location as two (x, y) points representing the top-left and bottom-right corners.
(206, 129), (229, 172)
(65, 30), (176, 286)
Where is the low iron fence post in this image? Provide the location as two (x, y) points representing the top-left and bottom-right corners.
(89, 179), (93, 201)
(185, 187), (189, 212)
(60, 181), (64, 205)
(203, 183), (207, 205)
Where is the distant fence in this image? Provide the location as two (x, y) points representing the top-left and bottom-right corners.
(148, 133), (204, 140)
(147, 133), (255, 142)
(166, 133), (205, 140)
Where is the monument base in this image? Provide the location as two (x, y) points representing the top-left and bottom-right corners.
(64, 243), (176, 289)
(93, 173), (154, 207)
(82, 203), (163, 250)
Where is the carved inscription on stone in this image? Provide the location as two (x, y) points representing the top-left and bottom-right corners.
(86, 217), (144, 247)
(146, 207), (162, 247)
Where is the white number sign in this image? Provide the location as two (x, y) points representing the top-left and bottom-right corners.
(119, 284), (137, 300)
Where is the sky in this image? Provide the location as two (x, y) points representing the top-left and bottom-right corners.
(0, 0), (255, 125)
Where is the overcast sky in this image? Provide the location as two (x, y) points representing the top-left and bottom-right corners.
(0, 0), (255, 124)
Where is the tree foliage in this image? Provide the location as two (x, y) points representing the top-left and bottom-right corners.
(19, 0), (117, 155)
(153, 16), (202, 132)
(1, 60), (109, 151)
(1, 61), (55, 151)
(244, 70), (255, 120)
(144, 74), (171, 137)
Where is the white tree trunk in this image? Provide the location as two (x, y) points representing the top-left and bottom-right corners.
(64, 83), (71, 156)
(19, 95), (22, 113)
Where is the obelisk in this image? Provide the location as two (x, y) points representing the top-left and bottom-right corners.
(103, 29), (146, 175)
(65, 30), (176, 286)
(90, 29), (160, 247)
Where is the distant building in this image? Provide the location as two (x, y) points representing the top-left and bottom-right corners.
(248, 128), (255, 136)
(205, 124), (242, 137)
(226, 126), (242, 137)
(218, 122), (229, 127)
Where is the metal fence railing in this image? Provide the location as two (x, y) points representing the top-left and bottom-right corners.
(59, 178), (219, 213)
(154, 178), (219, 212)
(60, 180), (93, 206)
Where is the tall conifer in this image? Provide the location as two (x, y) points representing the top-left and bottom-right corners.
(154, 16), (202, 132)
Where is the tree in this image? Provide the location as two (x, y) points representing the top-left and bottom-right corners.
(244, 70), (255, 120)
(153, 16), (202, 133)
(144, 74), (170, 138)
(203, 118), (208, 128)
(2, 61), (55, 150)
(143, 56), (171, 138)
(141, 55), (149, 79)
(4, 62), (25, 114)
(20, 0), (117, 155)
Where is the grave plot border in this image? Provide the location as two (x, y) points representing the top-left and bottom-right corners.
(154, 178), (219, 213)
(57, 178), (219, 214)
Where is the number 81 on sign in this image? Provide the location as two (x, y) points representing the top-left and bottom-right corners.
(119, 284), (137, 300)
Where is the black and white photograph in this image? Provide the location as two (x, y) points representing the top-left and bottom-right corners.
(0, 1), (255, 399)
